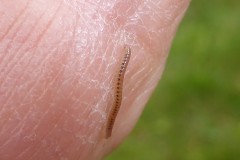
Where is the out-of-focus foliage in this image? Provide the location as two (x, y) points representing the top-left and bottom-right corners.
(107, 0), (240, 159)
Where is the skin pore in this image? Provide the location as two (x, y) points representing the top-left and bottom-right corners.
(0, 0), (190, 159)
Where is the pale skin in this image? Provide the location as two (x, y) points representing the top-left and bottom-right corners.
(0, 0), (190, 160)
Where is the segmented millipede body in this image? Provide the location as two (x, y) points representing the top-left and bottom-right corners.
(106, 45), (131, 138)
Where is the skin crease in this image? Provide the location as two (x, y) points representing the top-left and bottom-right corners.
(0, 0), (190, 160)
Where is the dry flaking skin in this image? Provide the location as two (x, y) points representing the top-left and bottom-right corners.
(106, 45), (131, 138)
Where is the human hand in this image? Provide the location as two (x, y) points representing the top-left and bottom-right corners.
(0, 0), (190, 159)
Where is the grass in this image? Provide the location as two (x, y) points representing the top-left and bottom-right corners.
(107, 0), (240, 159)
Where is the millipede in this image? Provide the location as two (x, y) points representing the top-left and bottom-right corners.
(106, 45), (131, 138)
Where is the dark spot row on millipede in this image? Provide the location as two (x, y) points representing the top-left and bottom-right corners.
(106, 45), (131, 138)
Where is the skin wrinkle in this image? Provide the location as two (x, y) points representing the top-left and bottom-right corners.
(125, 50), (154, 90)
(0, 3), (59, 72)
(1, 12), (46, 76)
(0, 21), (28, 72)
(54, 69), (106, 159)
(0, 0), (30, 43)
(3, 47), (54, 114)
(0, 0), (190, 159)
(1, 4), (33, 52)
(0, 2), (78, 159)
(0, 2), (63, 135)
(129, 69), (153, 107)
(125, 0), (189, 60)
(0, 46), (66, 153)
(78, 37), (115, 85)
(27, 106), (65, 159)
(13, 41), (70, 160)
(0, 3), (57, 110)
(0, 2), (31, 76)
(14, 1), (73, 137)
(49, 13), (80, 127)
(133, 66), (163, 102)
(0, 45), (58, 145)
(50, 92), (96, 159)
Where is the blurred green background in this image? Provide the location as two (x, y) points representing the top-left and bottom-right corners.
(107, 0), (240, 160)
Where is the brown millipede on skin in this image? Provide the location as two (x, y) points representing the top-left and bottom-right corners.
(106, 45), (131, 138)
